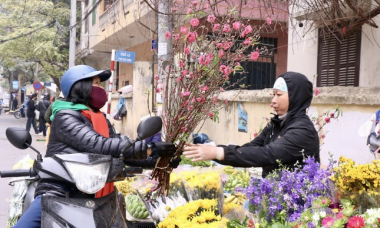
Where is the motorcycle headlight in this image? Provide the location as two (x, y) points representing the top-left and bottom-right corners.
(64, 162), (110, 194)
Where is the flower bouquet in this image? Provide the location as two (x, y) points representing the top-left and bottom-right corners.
(247, 157), (332, 227)
(330, 156), (380, 212)
(150, 0), (266, 195)
(157, 199), (222, 228)
(295, 197), (380, 228)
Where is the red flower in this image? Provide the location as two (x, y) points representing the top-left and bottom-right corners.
(346, 215), (365, 228)
(324, 117), (331, 123)
(330, 112), (335, 118)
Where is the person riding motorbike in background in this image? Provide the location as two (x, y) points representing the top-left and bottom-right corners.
(14, 65), (178, 228)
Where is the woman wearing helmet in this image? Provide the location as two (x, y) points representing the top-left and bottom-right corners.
(14, 65), (177, 228)
(183, 72), (320, 178)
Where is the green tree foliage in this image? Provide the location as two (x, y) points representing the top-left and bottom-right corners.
(0, 0), (71, 89)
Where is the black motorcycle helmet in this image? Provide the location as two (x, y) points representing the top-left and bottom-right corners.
(193, 133), (209, 144)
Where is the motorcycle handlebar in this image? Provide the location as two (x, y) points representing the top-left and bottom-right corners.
(124, 167), (143, 174)
(0, 169), (36, 178)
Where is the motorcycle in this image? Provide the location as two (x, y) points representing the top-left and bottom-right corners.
(13, 104), (25, 119)
(1, 116), (163, 228)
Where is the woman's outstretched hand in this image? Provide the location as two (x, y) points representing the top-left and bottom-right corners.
(183, 144), (224, 161)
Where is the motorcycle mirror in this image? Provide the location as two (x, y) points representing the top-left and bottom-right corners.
(6, 127), (32, 149)
(136, 116), (162, 140)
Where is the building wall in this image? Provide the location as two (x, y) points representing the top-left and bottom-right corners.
(287, 12), (380, 87)
(198, 87), (380, 167)
(109, 61), (154, 139)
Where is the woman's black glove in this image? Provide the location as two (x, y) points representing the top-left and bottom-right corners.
(121, 140), (147, 160)
(169, 156), (182, 169)
(150, 142), (177, 159)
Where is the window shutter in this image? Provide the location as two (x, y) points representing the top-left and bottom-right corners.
(317, 29), (361, 87)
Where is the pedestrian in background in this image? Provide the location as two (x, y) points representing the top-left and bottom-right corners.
(36, 95), (51, 138)
(26, 93), (41, 135)
(12, 96), (18, 111)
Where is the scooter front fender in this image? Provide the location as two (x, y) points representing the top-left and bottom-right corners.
(41, 190), (126, 228)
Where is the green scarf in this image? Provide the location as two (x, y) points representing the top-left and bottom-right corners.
(50, 100), (90, 121)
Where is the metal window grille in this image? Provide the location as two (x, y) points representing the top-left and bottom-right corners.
(225, 37), (277, 90)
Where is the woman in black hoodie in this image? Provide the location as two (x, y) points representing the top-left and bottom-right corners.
(183, 72), (320, 177)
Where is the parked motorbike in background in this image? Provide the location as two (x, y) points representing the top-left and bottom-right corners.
(1, 116), (163, 228)
(13, 105), (25, 119)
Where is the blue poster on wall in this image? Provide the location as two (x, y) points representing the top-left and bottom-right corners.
(238, 102), (248, 133)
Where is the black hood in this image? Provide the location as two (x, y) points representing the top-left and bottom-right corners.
(278, 72), (313, 123)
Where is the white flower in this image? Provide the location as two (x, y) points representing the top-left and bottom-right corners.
(319, 211), (326, 218)
(312, 212), (320, 221)
(365, 217), (376, 225)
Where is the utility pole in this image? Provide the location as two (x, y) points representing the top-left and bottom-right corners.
(69, 0), (77, 68)
(157, 0), (172, 74)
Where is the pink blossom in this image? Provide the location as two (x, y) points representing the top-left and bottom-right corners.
(253, 132), (258, 137)
(190, 18), (199, 27)
(212, 96), (217, 104)
(180, 126), (186, 132)
(180, 26), (189, 34)
(219, 65), (226, 72)
(241, 31), (246, 38)
(191, 0), (198, 5)
(204, 54), (213, 65)
(213, 23), (221, 31)
(191, 97), (196, 103)
(314, 87), (320, 96)
(325, 117), (331, 123)
(196, 97), (202, 102)
(186, 32), (197, 42)
(165, 31), (171, 40)
(187, 105), (193, 111)
(205, 3), (209, 9)
(330, 112), (335, 118)
(250, 51), (260, 60)
(244, 38), (251, 45)
(171, 7), (177, 12)
(201, 86), (208, 91)
(207, 15), (216, 23)
(223, 24), (231, 33)
(179, 60), (184, 68)
(216, 43), (223, 49)
(220, 87), (225, 92)
(198, 55), (205, 65)
(186, 8), (192, 14)
(208, 112), (214, 119)
(232, 22), (241, 30)
(154, 74), (159, 80)
(219, 49), (224, 58)
(173, 34), (180, 40)
(184, 47), (190, 55)
(267, 17), (272, 25)
(224, 99), (228, 104)
(181, 91), (191, 97)
(177, 76), (182, 82)
(244, 25), (253, 34)
(189, 72), (194, 78)
(224, 66), (230, 76)
(165, 65), (170, 72)
(182, 70), (188, 76)
(223, 41), (231, 50)
(156, 88), (162, 93)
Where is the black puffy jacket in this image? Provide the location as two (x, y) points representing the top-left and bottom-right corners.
(46, 109), (136, 158)
(36, 109), (145, 197)
(216, 72), (320, 177)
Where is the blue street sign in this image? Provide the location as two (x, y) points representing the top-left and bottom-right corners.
(151, 39), (158, 50)
(115, 50), (135, 64)
(12, 81), (19, 90)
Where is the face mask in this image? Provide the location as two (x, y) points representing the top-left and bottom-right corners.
(89, 86), (107, 110)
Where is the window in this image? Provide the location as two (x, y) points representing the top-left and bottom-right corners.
(124, 81), (130, 86)
(317, 29), (361, 87)
(92, 0), (96, 26)
(226, 37), (277, 90)
(104, 0), (117, 11)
